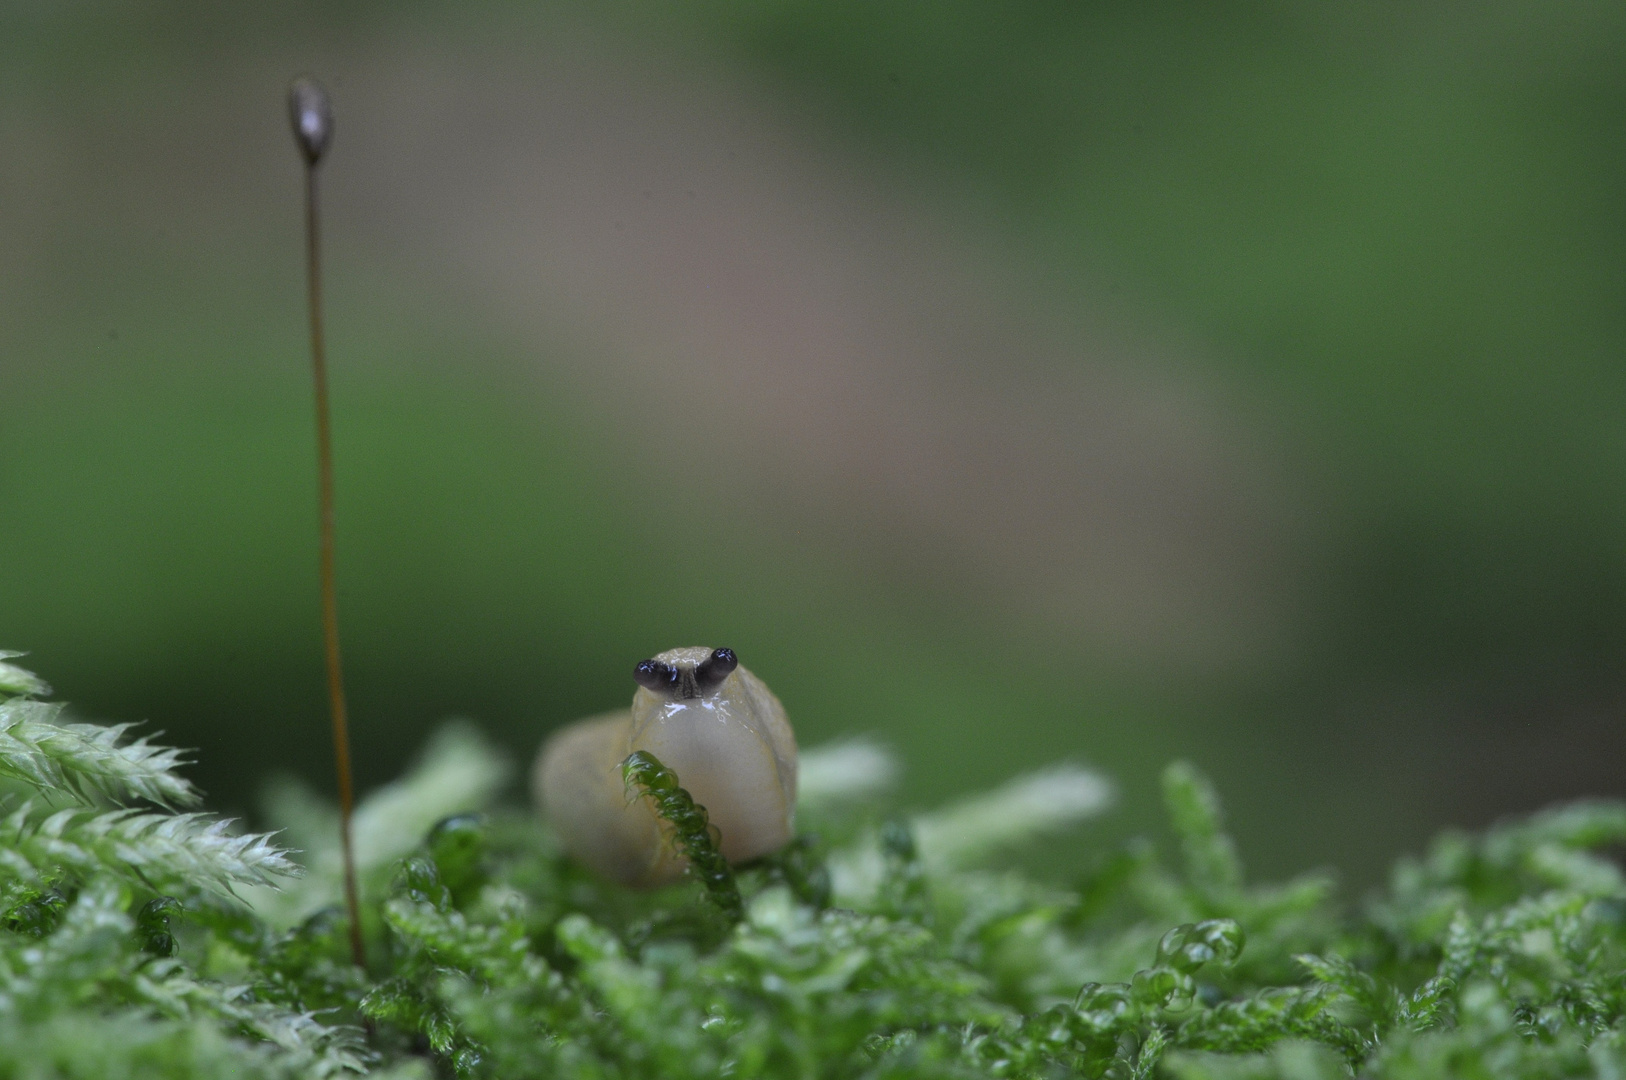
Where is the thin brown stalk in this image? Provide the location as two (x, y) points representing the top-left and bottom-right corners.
(290, 78), (365, 969)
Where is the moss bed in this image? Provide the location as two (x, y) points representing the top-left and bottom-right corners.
(2, 650), (1624, 1079)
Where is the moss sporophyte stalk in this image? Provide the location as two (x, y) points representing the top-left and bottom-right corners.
(3, 651), (1626, 1078)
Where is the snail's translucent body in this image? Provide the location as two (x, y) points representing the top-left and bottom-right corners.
(533, 647), (797, 887)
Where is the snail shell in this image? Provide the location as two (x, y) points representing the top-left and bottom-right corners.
(533, 647), (797, 887)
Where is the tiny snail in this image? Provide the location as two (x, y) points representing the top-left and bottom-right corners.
(533, 647), (797, 887)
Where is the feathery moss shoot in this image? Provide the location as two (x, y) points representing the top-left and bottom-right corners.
(4, 650), (1626, 1078)
(620, 748), (746, 922)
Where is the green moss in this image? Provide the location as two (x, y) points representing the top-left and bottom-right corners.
(2, 652), (1624, 1078)
(621, 749), (745, 923)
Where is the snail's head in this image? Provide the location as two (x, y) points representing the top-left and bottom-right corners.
(633, 646), (738, 700)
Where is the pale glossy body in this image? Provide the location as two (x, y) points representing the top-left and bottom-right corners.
(533, 647), (797, 887)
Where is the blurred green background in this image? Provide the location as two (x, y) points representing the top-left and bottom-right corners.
(3, 1), (1623, 885)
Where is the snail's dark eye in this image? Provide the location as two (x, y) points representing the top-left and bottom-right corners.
(694, 648), (738, 691)
(633, 659), (680, 692)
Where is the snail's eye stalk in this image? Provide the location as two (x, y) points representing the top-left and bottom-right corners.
(288, 78), (333, 167)
(634, 659), (680, 693)
(694, 647), (738, 691)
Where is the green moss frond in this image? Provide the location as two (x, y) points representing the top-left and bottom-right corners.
(0, 802), (298, 901)
(914, 763), (1114, 872)
(622, 748), (746, 923)
(0, 698), (200, 809)
(0, 652), (51, 699)
(249, 723), (510, 929)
